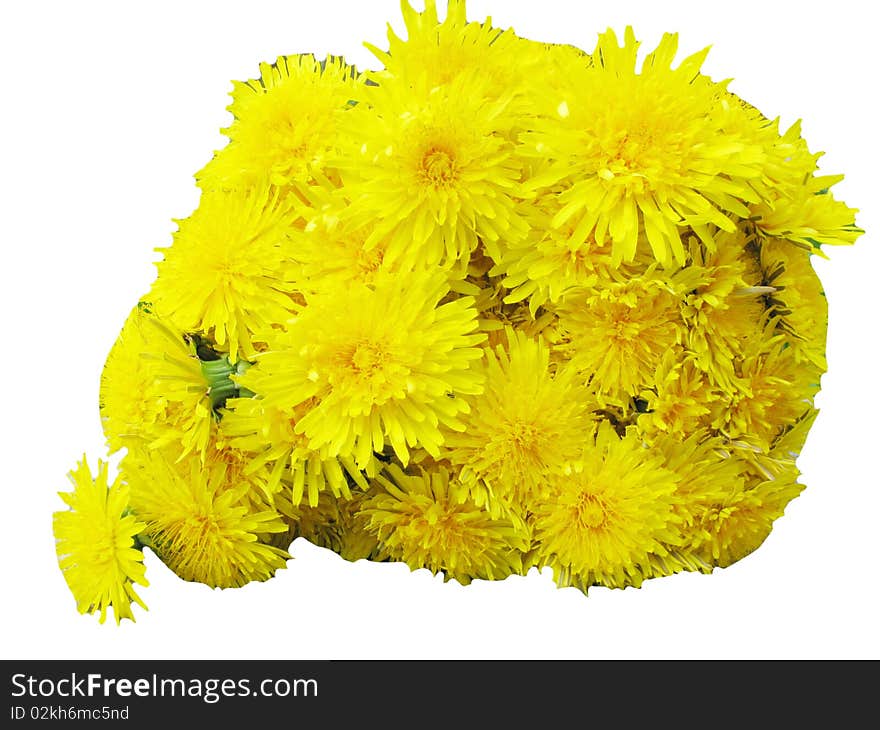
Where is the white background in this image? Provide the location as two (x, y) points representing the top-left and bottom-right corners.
(1, 0), (877, 660)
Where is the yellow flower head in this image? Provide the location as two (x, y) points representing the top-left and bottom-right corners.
(238, 269), (485, 469)
(753, 176), (862, 251)
(723, 110), (863, 251)
(53, 458), (148, 624)
(686, 465), (804, 567)
(126, 448), (289, 588)
(680, 230), (771, 388)
(149, 185), (301, 362)
(291, 194), (396, 294)
(494, 192), (618, 312)
(530, 422), (681, 591)
(287, 487), (382, 563)
(555, 275), (684, 398)
(368, 0), (540, 110)
(362, 462), (529, 584)
(654, 432), (749, 571)
(198, 54), (362, 193)
(100, 306), (171, 454)
(638, 349), (715, 438)
(711, 335), (818, 451)
(443, 329), (594, 512)
(523, 27), (766, 267)
(100, 305), (214, 460)
(340, 70), (527, 269)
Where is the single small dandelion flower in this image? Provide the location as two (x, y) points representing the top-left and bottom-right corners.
(687, 465), (804, 567)
(99, 306), (169, 454)
(237, 269), (485, 468)
(492, 192), (618, 312)
(126, 448), (289, 588)
(752, 177), (862, 251)
(443, 328), (594, 512)
(267, 485), (345, 552)
(340, 71), (527, 269)
(522, 27), (766, 267)
(198, 53), (362, 194)
(368, 0), (540, 112)
(149, 185), (302, 363)
(530, 422), (681, 591)
(53, 458), (148, 624)
(746, 408), (820, 481)
(291, 195), (395, 293)
(654, 432), (749, 571)
(680, 231), (773, 388)
(362, 462), (529, 584)
(555, 275), (684, 398)
(711, 335), (818, 451)
(100, 305), (215, 460)
(289, 487), (383, 563)
(638, 349), (715, 438)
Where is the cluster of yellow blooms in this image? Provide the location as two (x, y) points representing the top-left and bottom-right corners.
(53, 1), (863, 622)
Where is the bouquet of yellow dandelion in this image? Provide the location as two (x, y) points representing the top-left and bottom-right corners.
(53, 0), (864, 623)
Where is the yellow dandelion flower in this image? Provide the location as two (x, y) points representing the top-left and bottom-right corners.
(760, 237), (828, 371)
(53, 458), (148, 624)
(291, 194), (395, 293)
(721, 102), (819, 192)
(523, 27), (766, 267)
(149, 185), (301, 363)
(126, 448), (289, 588)
(221, 393), (374, 507)
(367, 0), (540, 113)
(340, 70), (527, 269)
(331, 491), (385, 563)
(686, 465), (803, 567)
(555, 276), (683, 398)
(530, 422), (681, 591)
(518, 39), (591, 98)
(725, 107), (862, 247)
(197, 54), (362, 194)
(286, 487), (382, 563)
(655, 432), (749, 572)
(100, 306), (170, 454)
(726, 99), (862, 249)
(710, 335), (819, 451)
(638, 349), (714, 438)
(362, 462), (529, 584)
(753, 176), (862, 251)
(237, 269), (485, 468)
(100, 305), (214, 460)
(680, 231), (771, 388)
(493, 192), (618, 312)
(443, 329), (594, 512)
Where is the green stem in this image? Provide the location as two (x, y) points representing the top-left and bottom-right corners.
(200, 355), (253, 411)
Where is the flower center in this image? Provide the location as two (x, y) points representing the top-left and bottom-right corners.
(507, 420), (542, 458)
(420, 148), (457, 188)
(350, 342), (388, 376)
(577, 493), (607, 529)
(355, 244), (386, 280)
